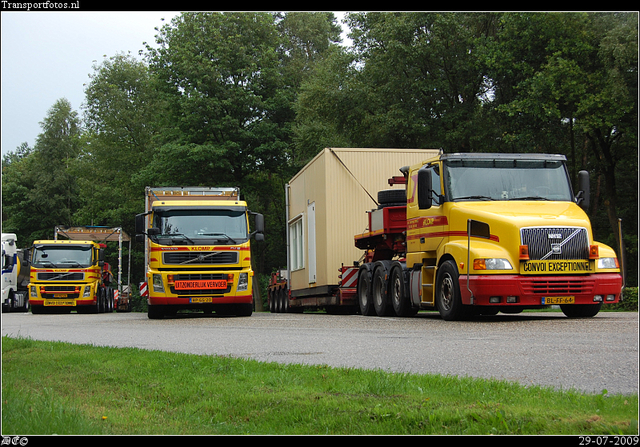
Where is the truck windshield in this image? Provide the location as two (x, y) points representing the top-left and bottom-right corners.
(153, 209), (248, 245)
(32, 245), (93, 268)
(444, 159), (573, 202)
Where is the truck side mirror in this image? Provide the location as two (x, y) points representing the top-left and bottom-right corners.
(135, 213), (145, 235)
(98, 248), (105, 267)
(251, 213), (265, 241)
(255, 213), (264, 234)
(577, 170), (590, 210)
(417, 168), (432, 210)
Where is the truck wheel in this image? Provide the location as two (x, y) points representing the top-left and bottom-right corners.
(108, 288), (115, 313)
(268, 290), (275, 312)
(435, 260), (468, 321)
(281, 288), (290, 313)
(234, 303), (253, 317)
(31, 305), (44, 314)
(148, 305), (164, 319)
(390, 265), (417, 317)
(560, 303), (602, 318)
(373, 266), (394, 316)
(357, 266), (375, 316)
(378, 189), (406, 207)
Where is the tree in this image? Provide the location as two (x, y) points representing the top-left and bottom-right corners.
(2, 98), (82, 243)
(296, 12), (498, 151)
(78, 52), (160, 233)
(140, 12), (344, 279)
(142, 12), (291, 187)
(484, 13), (637, 281)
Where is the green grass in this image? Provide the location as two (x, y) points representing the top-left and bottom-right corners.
(2, 335), (637, 435)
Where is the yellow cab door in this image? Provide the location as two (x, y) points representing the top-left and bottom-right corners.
(406, 161), (446, 305)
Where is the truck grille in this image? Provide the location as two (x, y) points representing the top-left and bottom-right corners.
(37, 272), (84, 281)
(41, 285), (80, 298)
(520, 227), (589, 260)
(521, 278), (595, 295)
(163, 251), (238, 265)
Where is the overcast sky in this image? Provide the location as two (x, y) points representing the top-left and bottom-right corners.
(1, 11), (180, 157)
(1, 11), (349, 159)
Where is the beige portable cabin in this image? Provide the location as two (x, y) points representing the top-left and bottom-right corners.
(286, 147), (440, 298)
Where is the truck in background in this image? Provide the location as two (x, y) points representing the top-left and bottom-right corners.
(268, 149), (624, 320)
(2, 233), (31, 312)
(28, 226), (132, 314)
(135, 187), (264, 319)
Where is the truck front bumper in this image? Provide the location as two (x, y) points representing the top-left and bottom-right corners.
(459, 273), (623, 306)
(147, 294), (253, 306)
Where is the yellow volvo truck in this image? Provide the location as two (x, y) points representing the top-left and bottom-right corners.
(28, 227), (131, 314)
(363, 152), (623, 320)
(135, 187), (264, 319)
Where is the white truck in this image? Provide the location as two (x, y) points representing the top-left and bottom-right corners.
(2, 233), (30, 312)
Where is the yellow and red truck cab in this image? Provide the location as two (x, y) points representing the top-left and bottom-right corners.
(28, 226), (132, 314)
(399, 152), (623, 319)
(136, 187), (264, 319)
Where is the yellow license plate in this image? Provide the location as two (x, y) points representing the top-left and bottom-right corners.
(44, 299), (76, 307)
(190, 297), (213, 304)
(543, 296), (575, 305)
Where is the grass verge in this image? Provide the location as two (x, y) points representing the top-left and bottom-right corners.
(2, 335), (637, 435)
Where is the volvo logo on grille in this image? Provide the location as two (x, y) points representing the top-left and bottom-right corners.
(548, 233), (563, 239)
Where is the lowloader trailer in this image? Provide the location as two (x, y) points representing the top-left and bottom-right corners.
(268, 150), (624, 320)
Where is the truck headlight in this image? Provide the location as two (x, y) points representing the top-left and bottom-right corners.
(83, 286), (91, 298)
(152, 274), (165, 293)
(30, 286), (37, 298)
(237, 273), (249, 292)
(597, 258), (619, 269)
(473, 258), (513, 270)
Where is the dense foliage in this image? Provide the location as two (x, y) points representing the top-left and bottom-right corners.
(2, 12), (637, 287)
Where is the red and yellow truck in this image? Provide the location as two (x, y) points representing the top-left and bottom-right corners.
(269, 150), (624, 320)
(28, 226), (132, 313)
(135, 187), (264, 319)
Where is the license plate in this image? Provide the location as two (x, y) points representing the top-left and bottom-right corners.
(175, 280), (227, 290)
(190, 297), (213, 304)
(44, 299), (76, 307)
(542, 296), (575, 305)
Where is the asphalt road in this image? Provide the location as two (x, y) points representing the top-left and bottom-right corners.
(2, 310), (638, 395)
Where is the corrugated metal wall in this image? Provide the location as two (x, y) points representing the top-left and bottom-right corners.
(287, 148), (440, 293)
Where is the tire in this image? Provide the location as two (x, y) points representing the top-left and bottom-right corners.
(282, 288), (290, 313)
(378, 189), (406, 206)
(357, 265), (375, 316)
(560, 303), (602, 318)
(109, 288), (115, 312)
(435, 260), (468, 321)
(148, 304), (164, 319)
(373, 266), (394, 316)
(31, 305), (44, 314)
(390, 265), (417, 317)
(233, 303), (253, 317)
(268, 290), (275, 313)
